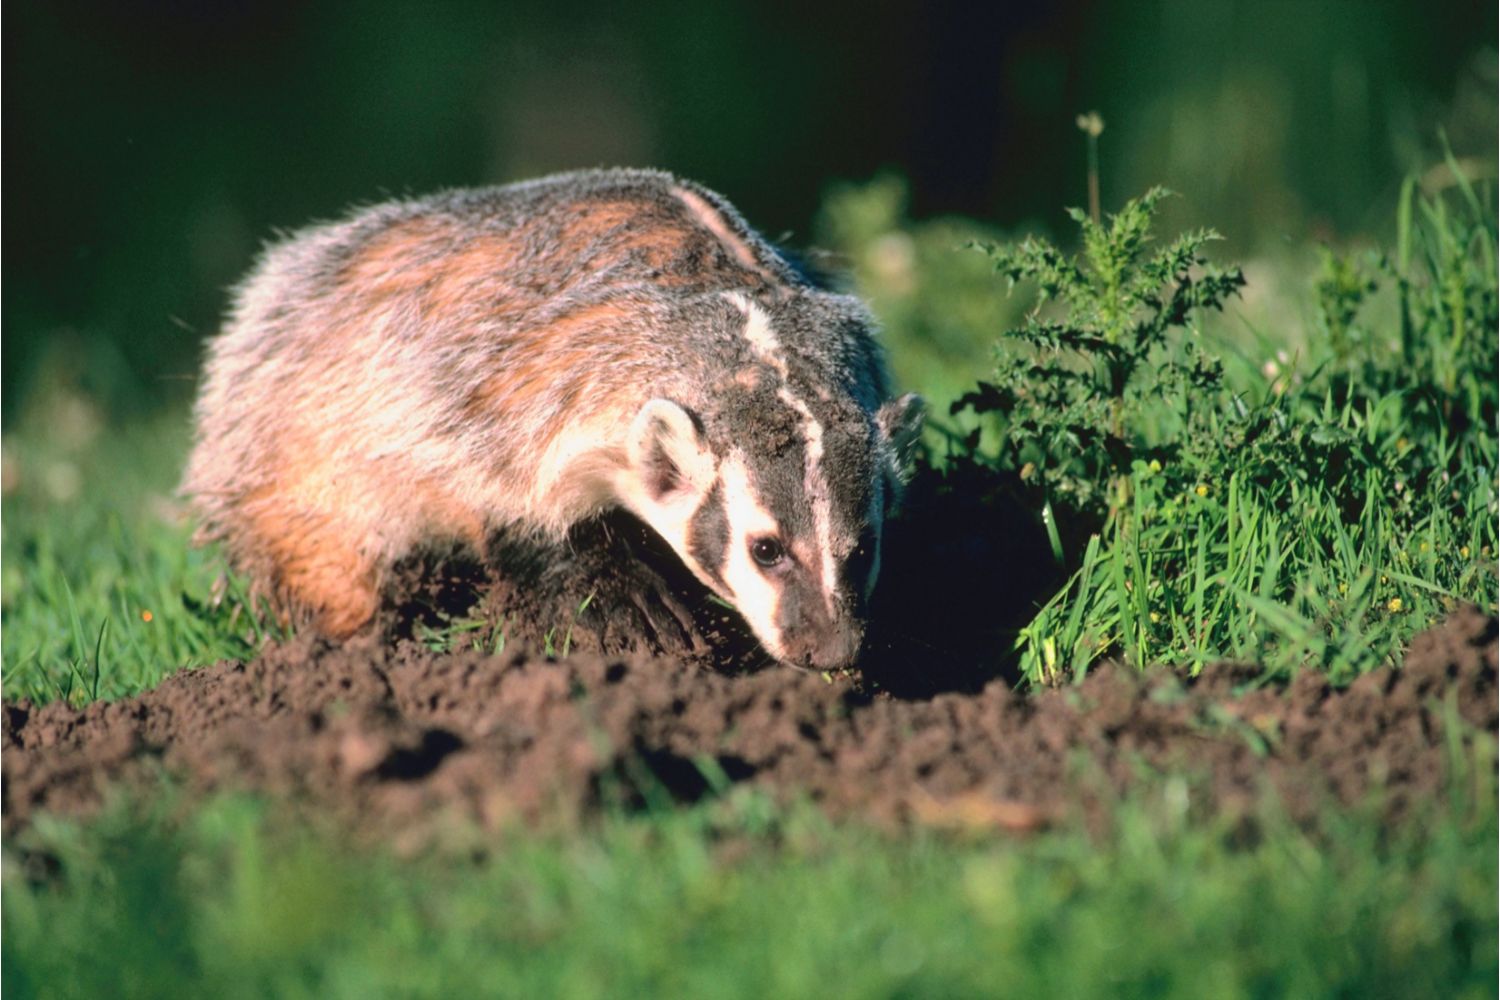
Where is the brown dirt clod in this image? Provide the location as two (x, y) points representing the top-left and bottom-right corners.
(4, 608), (1494, 848)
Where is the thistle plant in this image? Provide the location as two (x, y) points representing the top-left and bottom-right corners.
(953, 187), (1245, 532)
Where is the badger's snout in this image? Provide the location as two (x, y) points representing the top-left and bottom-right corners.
(782, 618), (865, 672)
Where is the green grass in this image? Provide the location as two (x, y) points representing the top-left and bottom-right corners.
(5, 762), (1496, 1000)
(2, 406), (282, 705)
(1017, 439), (1497, 682)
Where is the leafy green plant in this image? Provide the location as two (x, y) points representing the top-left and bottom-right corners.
(954, 178), (1497, 682)
(953, 187), (1245, 528)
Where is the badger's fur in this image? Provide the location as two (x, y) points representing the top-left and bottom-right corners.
(184, 168), (923, 671)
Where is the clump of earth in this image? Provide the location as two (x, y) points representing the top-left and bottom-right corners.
(5, 606), (1494, 848)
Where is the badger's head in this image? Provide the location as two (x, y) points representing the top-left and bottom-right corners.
(620, 293), (923, 671)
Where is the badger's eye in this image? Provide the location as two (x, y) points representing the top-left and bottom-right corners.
(750, 537), (786, 568)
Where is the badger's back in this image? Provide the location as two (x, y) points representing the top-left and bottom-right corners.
(184, 169), (866, 636)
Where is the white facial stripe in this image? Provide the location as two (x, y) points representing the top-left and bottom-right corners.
(777, 387), (837, 616)
(728, 293), (788, 377)
(718, 453), (787, 658)
(723, 296), (840, 615)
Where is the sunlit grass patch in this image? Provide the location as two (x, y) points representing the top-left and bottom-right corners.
(2, 405), (280, 704)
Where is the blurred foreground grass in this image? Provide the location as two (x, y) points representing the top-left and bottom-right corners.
(5, 761), (1496, 1000)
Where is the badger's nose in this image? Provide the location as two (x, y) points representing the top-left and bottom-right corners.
(787, 621), (864, 672)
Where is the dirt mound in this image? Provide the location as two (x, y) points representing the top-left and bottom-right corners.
(4, 608), (1495, 846)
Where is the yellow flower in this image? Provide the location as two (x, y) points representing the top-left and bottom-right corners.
(1337, 582), (1348, 595)
(1387, 598), (1403, 613)
(1149, 611), (1161, 624)
(1194, 484), (1209, 497)
(1148, 459), (1162, 474)
(1460, 546), (1471, 559)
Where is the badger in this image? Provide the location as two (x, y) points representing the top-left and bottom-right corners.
(183, 168), (923, 671)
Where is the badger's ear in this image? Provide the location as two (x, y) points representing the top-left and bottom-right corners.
(876, 392), (925, 478)
(627, 399), (716, 504)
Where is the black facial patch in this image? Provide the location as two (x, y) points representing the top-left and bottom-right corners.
(817, 412), (877, 524)
(687, 481), (729, 586)
(717, 386), (815, 541)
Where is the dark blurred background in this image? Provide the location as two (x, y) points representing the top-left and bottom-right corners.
(4, 0), (1495, 421)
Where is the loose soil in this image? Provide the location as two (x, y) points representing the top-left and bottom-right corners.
(5, 607), (1494, 849)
